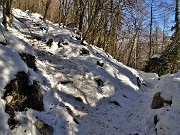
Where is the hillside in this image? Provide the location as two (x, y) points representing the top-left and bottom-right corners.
(0, 8), (180, 135)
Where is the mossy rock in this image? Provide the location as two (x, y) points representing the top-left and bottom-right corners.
(19, 53), (37, 71)
(151, 92), (165, 109)
(3, 72), (44, 111)
(3, 72), (44, 129)
(151, 92), (172, 109)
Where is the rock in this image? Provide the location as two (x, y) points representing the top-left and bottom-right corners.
(5, 96), (13, 103)
(154, 114), (159, 125)
(35, 120), (54, 135)
(57, 41), (63, 48)
(34, 36), (42, 41)
(65, 106), (73, 115)
(25, 36), (35, 40)
(60, 80), (73, 85)
(95, 78), (104, 87)
(97, 61), (104, 67)
(81, 40), (88, 46)
(137, 77), (141, 87)
(19, 53), (37, 71)
(8, 117), (20, 130)
(151, 92), (165, 109)
(28, 81), (44, 111)
(80, 48), (90, 55)
(73, 118), (79, 124)
(75, 97), (83, 103)
(33, 23), (41, 27)
(5, 104), (20, 130)
(137, 77), (146, 87)
(62, 42), (68, 45)
(3, 72), (44, 129)
(75, 36), (81, 40)
(4, 72), (44, 111)
(110, 101), (121, 107)
(0, 41), (7, 46)
(46, 39), (53, 47)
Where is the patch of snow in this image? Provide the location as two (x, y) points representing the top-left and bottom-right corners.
(0, 24), (34, 55)
(141, 72), (180, 135)
(0, 44), (28, 134)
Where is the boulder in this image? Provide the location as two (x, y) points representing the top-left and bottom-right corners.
(151, 92), (172, 109)
(3, 72), (44, 129)
(151, 92), (165, 109)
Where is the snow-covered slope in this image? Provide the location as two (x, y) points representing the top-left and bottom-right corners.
(0, 8), (180, 135)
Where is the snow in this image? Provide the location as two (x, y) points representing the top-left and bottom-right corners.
(0, 44), (28, 134)
(0, 24), (34, 55)
(0, 8), (180, 135)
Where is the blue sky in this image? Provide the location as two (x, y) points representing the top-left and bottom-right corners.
(145, 0), (175, 36)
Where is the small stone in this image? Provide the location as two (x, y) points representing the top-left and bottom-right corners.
(110, 101), (121, 107)
(80, 48), (90, 55)
(35, 120), (54, 135)
(154, 114), (159, 125)
(95, 78), (104, 87)
(46, 39), (53, 47)
(75, 97), (83, 103)
(73, 118), (79, 124)
(97, 61), (104, 67)
(5, 96), (13, 103)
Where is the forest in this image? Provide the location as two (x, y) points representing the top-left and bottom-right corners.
(1, 0), (179, 74)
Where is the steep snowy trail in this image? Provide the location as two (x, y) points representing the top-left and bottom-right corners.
(32, 36), (152, 135)
(6, 9), (157, 134)
(6, 20), (154, 135)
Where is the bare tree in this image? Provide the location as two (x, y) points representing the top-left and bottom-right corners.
(148, 0), (154, 58)
(43, 0), (51, 19)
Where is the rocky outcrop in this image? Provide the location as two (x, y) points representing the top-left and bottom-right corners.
(151, 92), (165, 109)
(3, 72), (44, 129)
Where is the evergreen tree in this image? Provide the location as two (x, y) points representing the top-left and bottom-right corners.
(145, 0), (180, 75)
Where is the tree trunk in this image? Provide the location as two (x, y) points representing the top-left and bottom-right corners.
(78, 0), (84, 31)
(43, 0), (51, 20)
(2, 0), (7, 28)
(149, 0), (153, 58)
